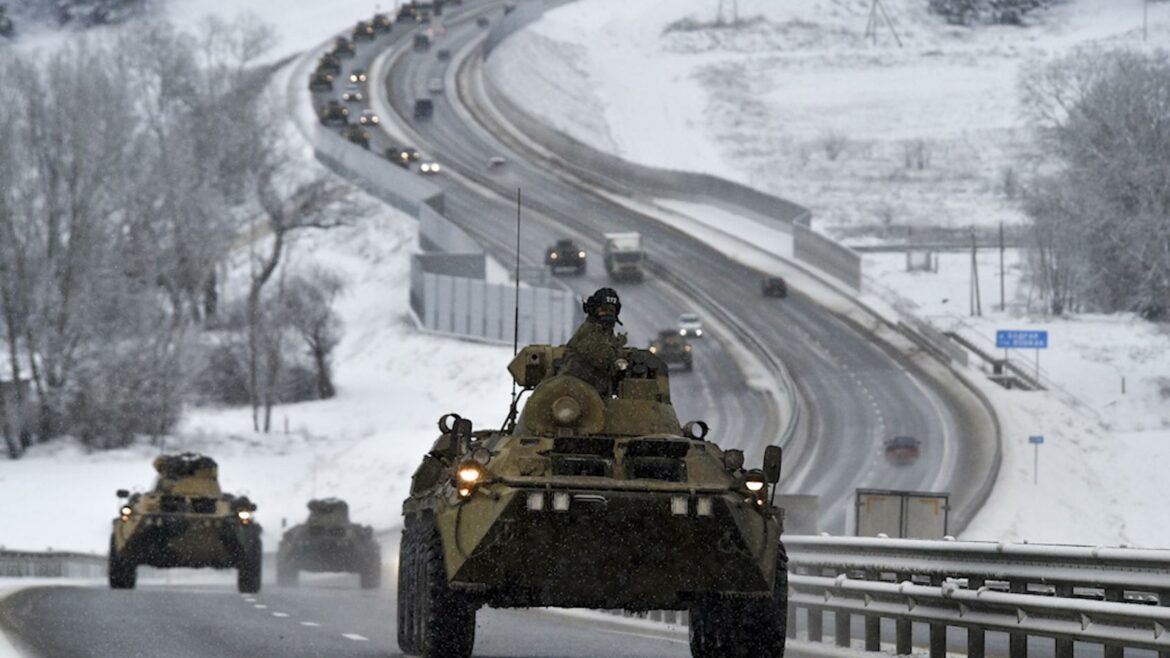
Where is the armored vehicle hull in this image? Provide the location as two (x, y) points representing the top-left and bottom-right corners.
(109, 453), (261, 593)
(399, 338), (787, 658)
(278, 498), (382, 589)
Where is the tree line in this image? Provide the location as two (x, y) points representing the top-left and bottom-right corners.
(1021, 48), (1170, 319)
(0, 17), (353, 458)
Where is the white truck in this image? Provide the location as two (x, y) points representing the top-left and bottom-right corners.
(603, 232), (644, 281)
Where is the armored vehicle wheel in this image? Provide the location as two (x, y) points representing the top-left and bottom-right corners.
(237, 539), (262, 594)
(276, 559), (298, 587)
(107, 535), (136, 590)
(689, 556), (787, 658)
(403, 516), (476, 658)
(360, 552), (382, 590)
(396, 525), (419, 654)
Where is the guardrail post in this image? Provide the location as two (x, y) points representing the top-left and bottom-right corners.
(929, 576), (947, 658)
(835, 570), (851, 649)
(968, 577), (986, 658)
(808, 606), (824, 643)
(1160, 590), (1170, 658)
(1054, 584), (1074, 658)
(863, 571), (881, 652)
(1009, 580), (1028, 658)
(1103, 588), (1123, 658)
(895, 572), (912, 655)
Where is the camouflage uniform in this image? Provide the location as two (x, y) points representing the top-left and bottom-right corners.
(558, 316), (627, 397)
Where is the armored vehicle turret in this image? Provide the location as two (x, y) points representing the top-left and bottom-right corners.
(277, 498), (382, 588)
(109, 453), (261, 593)
(399, 329), (787, 657)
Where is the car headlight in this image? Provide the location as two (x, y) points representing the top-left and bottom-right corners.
(696, 329), (703, 336)
(679, 329), (686, 336)
(578, 251), (586, 258)
(549, 253), (558, 259)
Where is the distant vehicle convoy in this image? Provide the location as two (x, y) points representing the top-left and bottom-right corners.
(603, 231), (644, 281)
(545, 238), (587, 275)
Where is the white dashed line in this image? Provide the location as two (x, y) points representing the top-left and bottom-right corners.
(254, 604), (268, 609)
(342, 633), (370, 642)
(300, 622), (321, 627)
(272, 612), (289, 618)
(243, 597), (257, 603)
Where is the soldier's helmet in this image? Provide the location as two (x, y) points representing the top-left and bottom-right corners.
(583, 287), (621, 327)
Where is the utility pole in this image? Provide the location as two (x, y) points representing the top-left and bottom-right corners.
(865, 0), (903, 47)
(999, 222), (1006, 312)
(970, 230), (982, 317)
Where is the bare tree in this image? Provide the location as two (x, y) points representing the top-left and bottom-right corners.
(284, 268), (345, 401)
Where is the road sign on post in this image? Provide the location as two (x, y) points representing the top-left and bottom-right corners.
(1029, 435), (1044, 484)
(998, 330), (1049, 382)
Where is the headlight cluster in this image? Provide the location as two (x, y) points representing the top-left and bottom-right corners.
(454, 449), (491, 499)
(420, 162), (441, 174)
(743, 470), (768, 507)
(120, 506), (133, 522)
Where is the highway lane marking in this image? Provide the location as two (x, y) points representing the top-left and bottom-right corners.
(272, 612), (289, 618)
(254, 604), (268, 609)
(300, 622), (321, 627)
(342, 633), (370, 642)
(243, 597), (256, 603)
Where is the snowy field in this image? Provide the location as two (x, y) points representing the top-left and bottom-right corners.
(488, 0), (1170, 236)
(0, 46), (513, 554)
(487, 0), (1170, 547)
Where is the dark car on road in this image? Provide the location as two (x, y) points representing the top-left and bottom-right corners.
(762, 276), (788, 298)
(414, 98), (434, 119)
(885, 435), (921, 465)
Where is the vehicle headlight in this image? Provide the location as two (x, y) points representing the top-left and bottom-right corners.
(237, 510), (253, 524)
(432, 163), (441, 172)
(457, 463), (483, 487)
(679, 329), (686, 336)
(744, 471), (766, 493)
(684, 344), (692, 353)
(696, 329), (703, 336)
(578, 251), (586, 258)
(120, 506), (133, 517)
(648, 346), (657, 354)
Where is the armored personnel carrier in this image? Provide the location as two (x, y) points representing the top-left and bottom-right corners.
(341, 125), (371, 149)
(399, 337), (787, 657)
(109, 453), (261, 593)
(649, 329), (694, 372)
(318, 53), (342, 75)
(545, 238), (587, 275)
(332, 36), (356, 59)
(308, 70), (334, 92)
(277, 498), (382, 588)
(352, 20), (376, 41)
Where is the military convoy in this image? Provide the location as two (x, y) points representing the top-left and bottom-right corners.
(108, 453), (262, 593)
(398, 310), (787, 657)
(277, 498), (382, 589)
(649, 329), (694, 372)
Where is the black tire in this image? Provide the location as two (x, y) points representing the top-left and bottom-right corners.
(361, 552), (382, 590)
(397, 522), (419, 655)
(689, 555), (787, 658)
(276, 558), (298, 587)
(416, 517), (475, 658)
(237, 538), (262, 594)
(107, 535), (136, 590)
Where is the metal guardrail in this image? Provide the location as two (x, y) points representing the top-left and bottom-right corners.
(786, 535), (1170, 658)
(0, 550), (106, 579)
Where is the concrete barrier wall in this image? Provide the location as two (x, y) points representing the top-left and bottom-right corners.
(291, 33), (577, 345)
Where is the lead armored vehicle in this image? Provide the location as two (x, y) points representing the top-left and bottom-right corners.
(109, 453), (261, 593)
(277, 498), (382, 588)
(649, 329), (694, 372)
(399, 328), (786, 657)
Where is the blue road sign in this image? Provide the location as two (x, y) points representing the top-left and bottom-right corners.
(997, 330), (1048, 349)
(1029, 435), (1044, 445)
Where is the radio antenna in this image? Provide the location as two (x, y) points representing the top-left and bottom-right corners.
(504, 188), (523, 433)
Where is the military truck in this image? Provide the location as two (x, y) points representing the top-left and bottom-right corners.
(319, 100), (350, 126)
(341, 125), (371, 149)
(603, 231), (645, 281)
(109, 453), (261, 593)
(545, 239), (587, 276)
(649, 329), (693, 372)
(332, 36), (356, 59)
(398, 336), (786, 657)
(277, 498), (382, 589)
(414, 98), (434, 120)
(308, 70), (334, 92)
(353, 20), (376, 41)
(372, 12), (394, 32)
(318, 53), (342, 75)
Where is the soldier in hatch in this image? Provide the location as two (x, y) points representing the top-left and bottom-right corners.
(557, 287), (628, 396)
